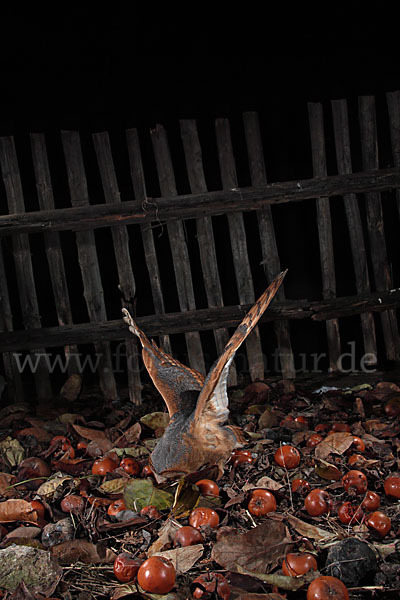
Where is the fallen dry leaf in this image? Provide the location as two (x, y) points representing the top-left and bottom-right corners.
(153, 544), (204, 573)
(16, 426), (53, 442)
(285, 514), (336, 543)
(314, 432), (353, 459)
(114, 422), (141, 447)
(71, 423), (110, 443)
(242, 476), (283, 492)
(51, 539), (117, 565)
(0, 473), (17, 498)
(211, 519), (292, 573)
(148, 519), (182, 555)
(0, 499), (40, 524)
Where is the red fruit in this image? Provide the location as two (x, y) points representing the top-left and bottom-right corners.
(294, 416), (308, 427)
(291, 478), (311, 494)
(91, 457), (118, 476)
(231, 449), (253, 467)
(337, 502), (364, 525)
(384, 476), (400, 499)
(142, 464), (154, 477)
(113, 552), (143, 583)
(140, 505), (162, 519)
(60, 494), (86, 514)
(107, 498), (127, 516)
(137, 556), (176, 594)
(306, 433), (324, 448)
(274, 445), (301, 469)
(120, 457), (141, 476)
(189, 507), (219, 529)
(342, 470), (368, 495)
(282, 552), (318, 576)
(30, 500), (46, 519)
(384, 396), (400, 417)
(18, 457), (51, 483)
(361, 490), (380, 511)
(347, 454), (366, 467)
(331, 423), (351, 433)
(314, 423), (329, 433)
(304, 489), (332, 516)
(192, 572), (230, 600)
(351, 436), (366, 452)
(77, 440), (88, 451)
(247, 489), (277, 516)
(307, 575), (349, 600)
(195, 479), (220, 496)
(366, 511), (391, 537)
(174, 525), (204, 547)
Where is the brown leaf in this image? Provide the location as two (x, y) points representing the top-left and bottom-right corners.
(153, 544), (204, 573)
(0, 473), (18, 498)
(71, 423), (110, 443)
(148, 519), (181, 555)
(258, 408), (279, 430)
(50, 539), (117, 565)
(0, 499), (39, 524)
(285, 514), (336, 543)
(59, 373), (82, 401)
(243, 476), (283, 492)
(211, 519), (292, 573)
(3, 525), (42, 543)
(114, 422), (142, 447)
(314, 459), (343, 481)
(17, 427), (53, 442)
(314, 432), (353, 460)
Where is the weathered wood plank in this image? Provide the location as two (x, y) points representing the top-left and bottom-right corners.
(243, 111), (295, 386)
(0, 136), (52, 398)
(30, 133), (79, 376)
(179, 119), (236, 383)
(150, 124), (205, 374)
(1, 168), (399, 236)
(358, 96), (400, 360)
(331, 100), (377, 365)
(386, 92), (400, 230)
(308, 103), (341, 371)
(1, 288), (399, 352)
(93, 131), (142, 404)
(215, 118), (264, 381)
(61, 131), (118, 399)
(125, 128), (171, 354)
(0, 239), (24, 399)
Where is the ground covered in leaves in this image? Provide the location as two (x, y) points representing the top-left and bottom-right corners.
(1, 370), (400, 599)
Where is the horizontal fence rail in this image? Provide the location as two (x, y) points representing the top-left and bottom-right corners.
(0, 169), (399, 236)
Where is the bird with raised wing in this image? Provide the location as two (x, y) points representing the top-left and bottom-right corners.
(122, 270), (287, 480)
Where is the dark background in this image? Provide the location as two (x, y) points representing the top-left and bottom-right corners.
(1, 9), (400, 381)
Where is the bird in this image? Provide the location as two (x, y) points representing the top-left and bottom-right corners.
(122, 270), (287, 480)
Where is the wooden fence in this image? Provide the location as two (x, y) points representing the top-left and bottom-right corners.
(1, 93), (400, 403)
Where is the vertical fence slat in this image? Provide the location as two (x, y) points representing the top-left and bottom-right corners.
(61, 131), (118, 399)
(179, 119), (237, 384)
(126, 129), (172, 354)
(331, 100), (377, 364)
(30, 133), (79, 376)
(243, 112), (296, 386)
(215, 118), (265, 381)
(386, 92), (400, 228)
(93, 132), (142, 404)
(308, 103), (341, 371)
(358, 95), (400, 360)
(0, 136), (52, 398)
(0, 240), (24, 399)
(150, 125), (205, 375)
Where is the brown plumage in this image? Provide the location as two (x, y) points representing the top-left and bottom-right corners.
(122, 270), (287, 480)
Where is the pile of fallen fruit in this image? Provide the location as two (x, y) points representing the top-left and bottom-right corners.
(0, 374), (400, 599)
